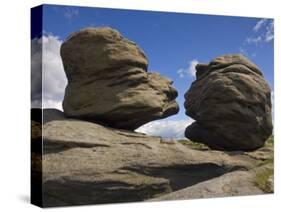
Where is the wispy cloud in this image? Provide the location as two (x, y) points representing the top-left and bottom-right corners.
(246, 19), (274, 45)
(246, 36), (263, 45)
(177, 68), (185, 78)
(136, 119), (194, 139)
(240, 18), (274, 58)
(64, 7), (79, 21)
(253, 18), (267, 32)
(239, 47), (248, 57)
(265, 21), (274, 42)
(177, 59), (199, 78)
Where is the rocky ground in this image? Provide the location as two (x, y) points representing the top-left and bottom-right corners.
(31, 109), (273, 207)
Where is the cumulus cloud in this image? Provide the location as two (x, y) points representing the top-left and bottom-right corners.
(188, 59), (199, 77)
(177, 59), (199, 78)
(31, 34), (67, 110)
(136, 119), (194, 139)
(31, 37), (43, 103)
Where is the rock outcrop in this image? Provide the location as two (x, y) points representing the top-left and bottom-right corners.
(31, 109), (272, 207)
(61, 27), (179, 130)
(184, 54), (273, 151)
(149, 171), (263, 201)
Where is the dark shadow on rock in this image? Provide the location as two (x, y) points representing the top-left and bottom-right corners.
(42, 163), (238, 207)
(43, 140), (110, 155)
(42, 179), (169, 207)
(43, 108), (66, 124)
(31, 108), (66, 124)
(123, 163), (227, 191)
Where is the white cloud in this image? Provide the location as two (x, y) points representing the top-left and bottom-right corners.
(63, 7), (79, 22)
(31, 37), (43, 103)
(177, 68), (185, 78)
(177, 59), (199, 78)
(239, 47), (248, 56)
(246, 36), (262, 45)
(188, 59), (199, 77)
(253, 19), (267, 32)
(265, 21), (274, 42)
(31, 99), (63, 111)
(42, 35), (67, 101)
(241, 19), (273, 58)
(246, 19), (274, 45)
(136, 119), (194, 139)
(43, 99), (63, 111)
(31, 34), (67, 110)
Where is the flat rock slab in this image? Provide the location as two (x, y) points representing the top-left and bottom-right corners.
(31, 109), (268, 207)
(149, 170), (264, 201)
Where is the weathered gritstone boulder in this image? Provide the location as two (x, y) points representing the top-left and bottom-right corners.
(61, 27), (179, 130)
(184, 54), (273, 151)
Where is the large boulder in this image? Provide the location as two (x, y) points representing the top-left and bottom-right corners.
(61, 27), (179, 130)
(184, 54), (273, 151)
(38, 109), (262, 207)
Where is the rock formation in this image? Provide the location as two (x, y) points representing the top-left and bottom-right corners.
(184, 54), (273, 151)
(149, 171), (263, 201)
(31, 109), (272, 207)
(61, 27), (179, 130)
(32, 28), (274, 207)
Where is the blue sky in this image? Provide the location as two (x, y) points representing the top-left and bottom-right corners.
(32, 4), (274, 138)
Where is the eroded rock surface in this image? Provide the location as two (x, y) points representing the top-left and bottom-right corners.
(149, 171), (264, 201)
(32, 109), (270, 207)
(61, 27), (179, 130)
(184, 54), (272, 151)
